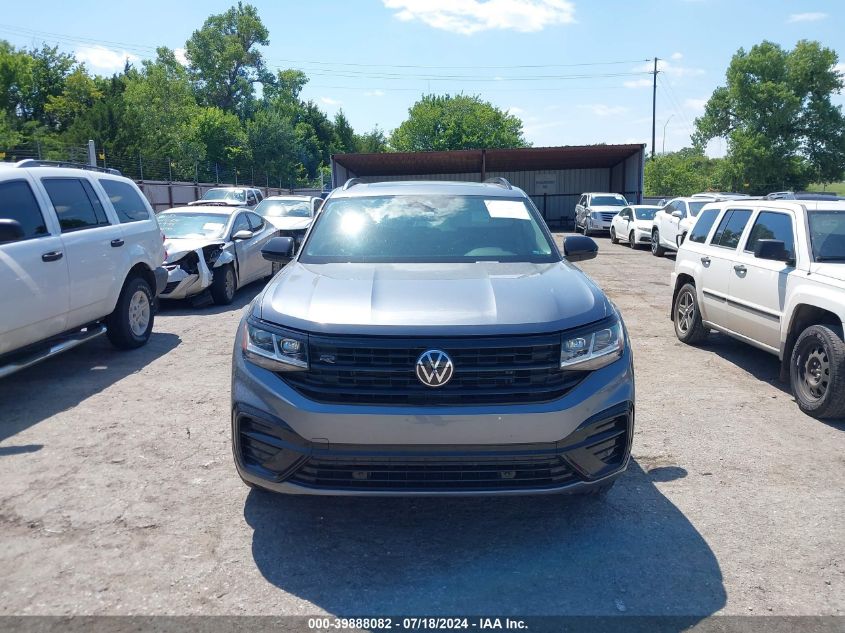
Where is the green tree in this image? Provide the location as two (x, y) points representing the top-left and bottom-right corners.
(333, 110), (356, 154)
(246, 106), (299, 184)
(644, 148), (721, 196)
(185, 2), (271, 117)
(190, 106), (248, 166)
(390, 94), (528, 151)
(354, 126), (388, 153)
(45, 66), (102, 131)
(694, 40), (845, 193)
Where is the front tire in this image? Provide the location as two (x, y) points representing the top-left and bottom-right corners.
(210, 264), (236, 305)
(629, 231), (637, 249)
(610, 227), (619, 244)
(106, 276), (154, 350)
(673, 283), (708, 344)
(652, 230), (666, 257)
(790, 325), (845, 419)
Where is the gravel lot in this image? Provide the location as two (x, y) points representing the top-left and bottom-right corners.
(1, 233), (843, 618)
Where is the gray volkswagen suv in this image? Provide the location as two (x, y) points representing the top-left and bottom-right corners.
(231, 179), (634, 496)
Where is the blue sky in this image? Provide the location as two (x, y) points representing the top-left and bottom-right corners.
(1, 0), (843, 155)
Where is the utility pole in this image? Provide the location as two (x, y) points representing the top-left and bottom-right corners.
(651, 57), (659, 160)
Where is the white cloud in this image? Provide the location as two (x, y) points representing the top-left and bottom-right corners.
(834, 63), (845, 76)
(684, 98), (708, 113)
(507, 106), (525, 115)
(320, 96), (342, 106)
(625, 58), (704, 88)
(382, 0), (576, 35)
(787, 12), (827, 23)
(578, 103), (628, 117)
(364, 89), (385, 97)
(671, 52), (683, 61)
(174, 48), (189, 66)
(75, 45), (139, 74)
(624, 78), (652, 89)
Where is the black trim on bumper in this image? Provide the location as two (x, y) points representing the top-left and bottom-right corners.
(232, 402), (633, 493)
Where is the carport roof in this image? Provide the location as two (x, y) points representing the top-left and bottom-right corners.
(332, 144), (645, 176)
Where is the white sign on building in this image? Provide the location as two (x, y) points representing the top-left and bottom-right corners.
(534, 172), (559, 194)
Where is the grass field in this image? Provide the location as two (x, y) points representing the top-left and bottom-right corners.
(808, 181), (845, 195)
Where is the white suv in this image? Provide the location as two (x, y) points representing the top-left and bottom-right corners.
(671, 199), (845, 418)
(574, 192), (628, 235)
(651, 197), (718, 256)
(0, 161), (167, 378)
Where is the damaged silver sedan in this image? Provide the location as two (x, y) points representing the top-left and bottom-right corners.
(157, 206), (279, 305)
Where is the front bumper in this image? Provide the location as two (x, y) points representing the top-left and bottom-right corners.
(159, 257), (213, 300)
(153, 266), (169, 296)
(634, 229), (652, 244)
(231, 332), (635, 496)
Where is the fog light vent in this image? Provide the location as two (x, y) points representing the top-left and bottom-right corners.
(352, 471), (370, 481)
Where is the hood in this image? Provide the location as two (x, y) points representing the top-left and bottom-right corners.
(164, 237), (225, 263)
(264, 216), (312, 231)
(258, 261), (612, 336)
(809, 262), (845, 285)
(589, 205), (626, 213)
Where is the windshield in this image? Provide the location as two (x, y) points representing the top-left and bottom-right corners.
(688, 201), (708, 217)
(633, 208), (658, 221)
(158, 212), (228, 240)
(300, 195), (557, 264)
(591, 195), (627, 206)
(255, 199), (311, 218)
(808, 210), (845, 262)
(202, 189), (245, 202)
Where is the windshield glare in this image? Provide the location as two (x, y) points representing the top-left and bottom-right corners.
(158, 212), (228, 240)
(592, 195), (627, 206)
(256, 199), (311, 218)
(633, 208), (658, 220)
(300, 195), (557, 263)
(203, 189), (245, 202)
(808, 211), (845, 262)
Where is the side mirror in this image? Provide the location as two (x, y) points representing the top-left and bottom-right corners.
(0, 219), (25, 244)
(261, 236), (295, 263)
(563, 235), (598, 262)
(232, 229), (254, 241)
(754, 239), (791, 263)
(671, 210), (683, 219)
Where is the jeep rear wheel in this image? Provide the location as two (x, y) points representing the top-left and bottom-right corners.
(106, 276), (154, 350)
(673, 283), (708, 344)
(790, 325), (845, 419)
(651, 230), (666, 257)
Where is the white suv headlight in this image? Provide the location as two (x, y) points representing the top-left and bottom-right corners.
(590, 211), (602, 219)
(561, 319), (625, 371)
(242, 320), (308, 371)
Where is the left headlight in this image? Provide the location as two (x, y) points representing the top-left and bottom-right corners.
(590, 211), (602, 219)
(561, 318), (625, 371)
(242, 320), (308, 372)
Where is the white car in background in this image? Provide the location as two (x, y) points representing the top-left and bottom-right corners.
(188, 187), (264, 209)
(157, 205), (279, 305)
(254, 195), (322, 251)
(574, 192), (629, 235)
(610, 205), (661, 249)
(651, 196), (718, 257)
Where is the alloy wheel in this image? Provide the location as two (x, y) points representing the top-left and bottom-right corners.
(676, 290), (694, 334)
(128, 290), (151, 337)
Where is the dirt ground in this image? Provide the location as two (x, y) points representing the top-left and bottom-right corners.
(0, 233), (843, 618)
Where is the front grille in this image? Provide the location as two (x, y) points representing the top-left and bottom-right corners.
(280, 333), (587, 406)
(600, 212), (616, 222)
(290, 451), (579, 490)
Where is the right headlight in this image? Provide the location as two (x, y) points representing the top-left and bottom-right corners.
(242, 319), (308, 372)
(561, 318), (625, 371)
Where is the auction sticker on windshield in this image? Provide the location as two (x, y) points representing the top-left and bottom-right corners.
(484, 199), (530, 220)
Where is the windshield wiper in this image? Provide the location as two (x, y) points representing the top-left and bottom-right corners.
(814, 255), (845, 262)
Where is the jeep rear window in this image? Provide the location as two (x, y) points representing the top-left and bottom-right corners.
(808, 210), (845, 262)
(300, 195), (557, 264)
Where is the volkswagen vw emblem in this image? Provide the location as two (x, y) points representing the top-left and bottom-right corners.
(415, 349), (454, 388)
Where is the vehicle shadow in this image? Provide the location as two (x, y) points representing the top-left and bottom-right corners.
(0, 332), (180, 443)
(244, 461), (726, 618)
(698, 332), (845, 429)
(157, 280), (265, 317)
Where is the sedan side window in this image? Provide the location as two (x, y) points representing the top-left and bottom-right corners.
(0, 180), (49, 242)
(711, 209), (753, 249)
(745, 211), (795, 259)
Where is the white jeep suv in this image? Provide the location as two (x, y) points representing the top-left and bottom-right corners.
(0, 161), (167, 378)
(671, 199), (845, 418)
(651, 197), (717, 257)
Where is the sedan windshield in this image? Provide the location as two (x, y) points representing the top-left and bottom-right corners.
(808, 210), (845, 262)
(158, 212), (228, 240)
(633, 208), (658, 220)
(203, 189), (246, 202)
(591, 195), (627, 206)
(300, 195), (557, 264)
(255, 199), (311, 218)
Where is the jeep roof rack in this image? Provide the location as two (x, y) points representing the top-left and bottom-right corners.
(342, 177), (363, 190)
(15, 159), (122, 176)
(483, 177), (512, 190)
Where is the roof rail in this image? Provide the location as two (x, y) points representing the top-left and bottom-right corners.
(342, 177), (363, 190)
(15, 159), (122, 176)
(483, 177), (512, 190)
